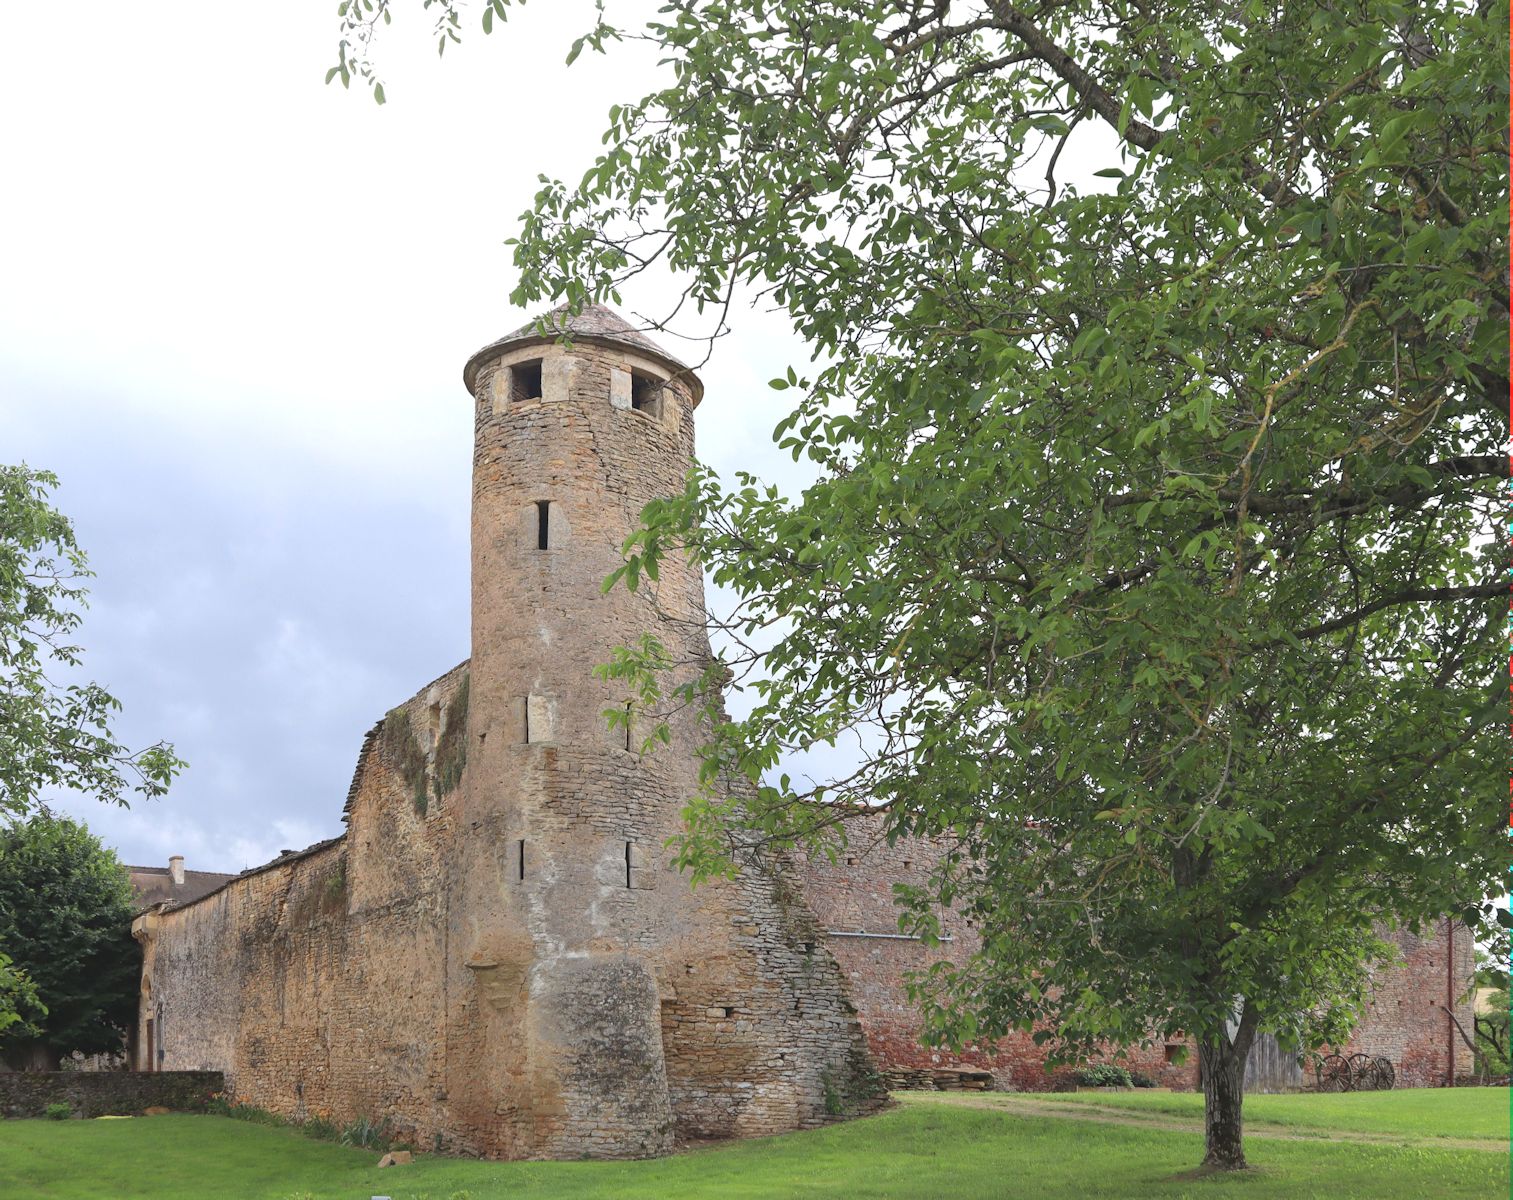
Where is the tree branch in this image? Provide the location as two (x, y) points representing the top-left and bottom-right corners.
(1296, 581), (1507, 641)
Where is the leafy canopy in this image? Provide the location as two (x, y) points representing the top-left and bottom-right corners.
(0, 464), (184, 818)
(0, 811), (140, 1067)
(337, 0), (1507, 1166)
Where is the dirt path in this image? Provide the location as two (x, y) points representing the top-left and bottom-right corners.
(900, 1092), (1508, 1154)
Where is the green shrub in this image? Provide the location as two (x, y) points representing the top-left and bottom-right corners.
(1129, 1071), (1158, 1088)
(43, 1102), (70, 1120)
(1073, 1064), (1133, 1088)
(340, 1114), (391, 1150)
(300, 1116), (340, 1143)
(820, 1070), (844, 1115)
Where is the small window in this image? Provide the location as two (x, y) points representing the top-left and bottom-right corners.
(1163, 1044), (1182, 1064)
(517, 839), (525, 882)
(722, 1006), (735, 1018)
(535, 501), (550, 550)
(511, 359), (543, 402)
(845, 856), (857, 867)
(625, 841), (634, 888)
(630, 370), (663, 419)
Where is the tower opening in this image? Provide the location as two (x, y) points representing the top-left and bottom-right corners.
(630, 370), (663, 419)
(517, 839), (525, 882)
(510, 359), (543, 402)
(624, 841), (634, 888)
(535, 501), (551, 550)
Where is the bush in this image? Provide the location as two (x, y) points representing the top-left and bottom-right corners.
(1129, 1071), (1158, 1088)
(301, 1116), (340, 1143)
(340, 1115), (391, 1151)
(1073, 1064), (1133, 1088)
(44, 1102), (71, 1120)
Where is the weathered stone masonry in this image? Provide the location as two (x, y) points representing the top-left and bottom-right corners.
(134, 307), (882, 1160)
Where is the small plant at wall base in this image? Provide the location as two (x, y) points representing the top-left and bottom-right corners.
(43, 1102), (70, 1120)
(340, 1114), (392, 1151)
(820, 1070), (844, 1116)
(1074, 1065), (1134, 1088)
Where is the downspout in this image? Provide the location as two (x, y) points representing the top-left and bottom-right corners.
(1445, 916), (1455, 1087)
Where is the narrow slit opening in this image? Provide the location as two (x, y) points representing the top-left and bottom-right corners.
(535, 501), (550, 550)
(517, 839), (525, 882)
(624, 841), (633, 888)
(624, 702), (633, 752)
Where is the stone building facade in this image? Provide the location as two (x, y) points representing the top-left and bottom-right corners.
(132, 306), (1474, 1159)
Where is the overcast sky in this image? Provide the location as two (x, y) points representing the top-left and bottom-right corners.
(1, 1), (825, 872)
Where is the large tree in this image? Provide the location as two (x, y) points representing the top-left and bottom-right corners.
(0, 811), (140, 1070)
(0, 464), (183, 818)
(338, 0), (1508, 1170)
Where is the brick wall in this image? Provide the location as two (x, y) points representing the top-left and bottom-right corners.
(1341, 921), (1475, 1088)
(796, 815), (1471, 1092)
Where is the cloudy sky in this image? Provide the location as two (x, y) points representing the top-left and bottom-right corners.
(1, 1), (822, 872)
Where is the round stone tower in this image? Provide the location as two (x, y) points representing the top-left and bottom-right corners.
(445, 305), (880, 1159)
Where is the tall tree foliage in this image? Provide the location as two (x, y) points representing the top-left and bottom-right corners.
(0, 464), (183, 818)
(340, 0), (1507, 1169)
(0, 812), (140, 1069)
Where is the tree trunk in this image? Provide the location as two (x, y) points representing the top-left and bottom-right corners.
(1198, 1025), (1252, 1169)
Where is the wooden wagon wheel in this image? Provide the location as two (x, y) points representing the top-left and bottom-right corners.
(1373, 1057), (1395, 1091)
(1316, 1053), (1352, 1092)
(1347, 1053), (1376, 1090)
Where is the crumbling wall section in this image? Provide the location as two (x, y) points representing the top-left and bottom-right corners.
(135, 665), (470, 1147)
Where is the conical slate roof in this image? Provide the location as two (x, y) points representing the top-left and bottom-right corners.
(463, 303), (699, 401)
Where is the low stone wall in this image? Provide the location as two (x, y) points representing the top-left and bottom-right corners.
(0, 1070), (222, 1119)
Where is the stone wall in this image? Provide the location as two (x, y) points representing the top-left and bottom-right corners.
(796, 815), (1473, 1092)
(134, 664), (468, 1150)
(0, 1070), (222, 1119)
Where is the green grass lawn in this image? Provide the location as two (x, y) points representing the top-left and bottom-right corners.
(1006, 1085), (1511, 1142)
(0, 1091), (1506, 1200)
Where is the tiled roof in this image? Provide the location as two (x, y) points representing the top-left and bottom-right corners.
(462, 303), (701, 399)
(125, 866), (239, 912)
(498, 303), (685, 365)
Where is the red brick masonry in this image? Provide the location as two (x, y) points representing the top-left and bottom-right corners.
(796, 818), (1473, 1091)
